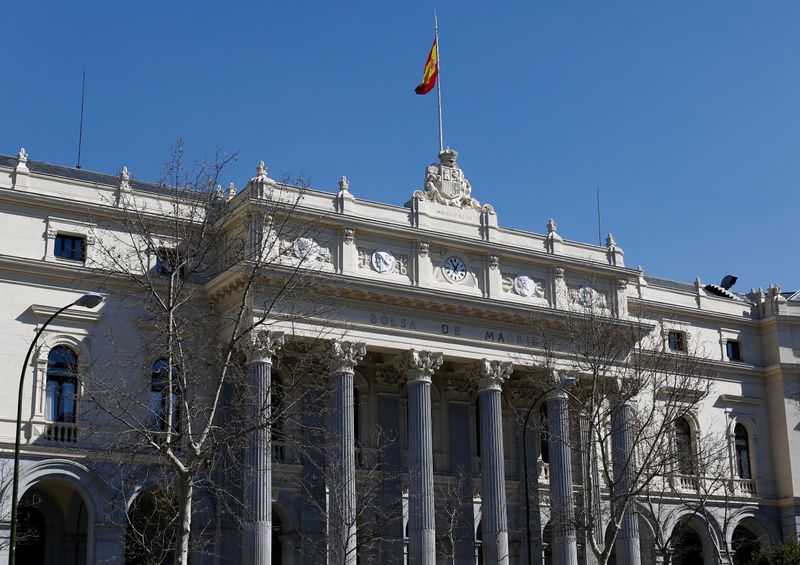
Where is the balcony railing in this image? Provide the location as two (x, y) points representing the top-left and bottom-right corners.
(731, 478), (757, 496)
(43, 422), (78, 443)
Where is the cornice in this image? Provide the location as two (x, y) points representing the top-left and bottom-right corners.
(718, 394), (762, 407)
(630, 297), (759, 327)
(29, 304), (103, 324)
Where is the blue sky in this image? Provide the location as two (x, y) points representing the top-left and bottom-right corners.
(3, 1), (798, 292)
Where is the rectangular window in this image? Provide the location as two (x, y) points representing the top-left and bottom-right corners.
(668, 330), (686, 352)
(726, 340), (741, 361)
(54, 234), (86, 262)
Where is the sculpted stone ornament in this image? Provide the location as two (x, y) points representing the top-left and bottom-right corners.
(226, 182), (237, 201)
(571, 285), (608, 309)
(402, 349), (444, 382)
(413, 148), (482, 211)
(475, 359), (513, 390)
(249, 329), (285, 363)
(292, 237), (320, 262)
(513, 274), (545, 298)
(249, 160), (275, 199)
(329, 341), (366, 374)
(371, 249), (396, 274)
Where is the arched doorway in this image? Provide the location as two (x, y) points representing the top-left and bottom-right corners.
(125, 488), (177, 564)
(672, 521), (704, 565)
(731, 525), (760, 565)
(17, 481), (88, 565)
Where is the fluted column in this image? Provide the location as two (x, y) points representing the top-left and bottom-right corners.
(403, 349), (443, 565)
(547, 380), (578, 565)
(612, 401), (640, 565)
(242, 330), (284, 565)
(329, 341), (366, 565)
(476, 359), (513, 564)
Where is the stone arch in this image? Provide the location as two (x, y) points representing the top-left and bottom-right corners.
(665, 507), (724, 565)
(8, 459), (102, 564)
(272, 496), (300, 565)
(727, 508), (780, 548)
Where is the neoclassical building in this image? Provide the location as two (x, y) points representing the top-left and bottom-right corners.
(0, 146), (798, 565)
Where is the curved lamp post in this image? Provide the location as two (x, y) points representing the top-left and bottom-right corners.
(8, 292), (103, 565)
(522, 374), (577, 565)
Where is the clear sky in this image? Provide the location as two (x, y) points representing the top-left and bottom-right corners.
(3, 1), (798, 293)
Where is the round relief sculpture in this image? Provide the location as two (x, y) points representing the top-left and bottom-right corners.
(292, 237), (319, 262)
(513, 274), (536, 297)
(442, 255), (467, 283)
(371, 249), (396, 274)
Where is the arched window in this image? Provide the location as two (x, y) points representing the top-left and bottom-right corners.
(151, 359), (179, 433)
(46, 346), (79, 423)
(675, 417), (695, 475)
(734, 424), (751, 480)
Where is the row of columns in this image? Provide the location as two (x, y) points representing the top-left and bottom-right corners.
(239, 333), (639, 565)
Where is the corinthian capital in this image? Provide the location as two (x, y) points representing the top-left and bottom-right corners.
(475, 359), (513, 391)
(329, 341), (367, 374)
(402, 349), (443, 383)
(249, 329), (284, 363)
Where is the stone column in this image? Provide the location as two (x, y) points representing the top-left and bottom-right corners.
(403, 349), (443, 565)
(241, 330), (284, 565)
(547, 381), (578, 565)
(329, 341), (366, 565)
(612, 401), (640, 565)
(475, 359), (513, 565)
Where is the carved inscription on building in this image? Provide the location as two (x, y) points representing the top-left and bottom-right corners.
(365, 311), (535, 347)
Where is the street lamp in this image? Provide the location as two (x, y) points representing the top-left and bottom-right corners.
(8, 292), (103, 565)
(522, 374), (577, 565)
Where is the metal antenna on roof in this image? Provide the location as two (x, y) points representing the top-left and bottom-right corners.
(596, 186), (602, 246)
(76, 67), (86, 169)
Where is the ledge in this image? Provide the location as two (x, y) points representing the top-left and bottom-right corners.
(30, 304), (103, 324)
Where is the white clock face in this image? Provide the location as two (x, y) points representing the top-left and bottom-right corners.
(442, 255), (467, 283)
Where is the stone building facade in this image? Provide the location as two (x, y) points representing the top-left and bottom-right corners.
(0, 147), (798, 565)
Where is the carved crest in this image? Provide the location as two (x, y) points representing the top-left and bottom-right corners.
(415, 149), (481, 211)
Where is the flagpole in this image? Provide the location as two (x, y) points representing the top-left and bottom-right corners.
(435, 11), (444, 154)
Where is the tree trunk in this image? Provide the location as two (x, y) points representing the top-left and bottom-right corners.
(176, 474), (194, 565)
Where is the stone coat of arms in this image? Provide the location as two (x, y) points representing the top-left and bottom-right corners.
(414, 148), (482, 211)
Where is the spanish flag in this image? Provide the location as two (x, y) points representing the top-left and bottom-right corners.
(415, 39), (439, 95)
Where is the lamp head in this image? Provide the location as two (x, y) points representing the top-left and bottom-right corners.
(75, 293), (103, 309)
(558, 375), (578, 390)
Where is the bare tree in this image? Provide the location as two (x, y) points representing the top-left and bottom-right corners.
(80, 141), (326, 564)
(527, 286), (722, 565)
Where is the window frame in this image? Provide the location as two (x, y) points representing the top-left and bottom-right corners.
(667, 330), (687, 352)
(726, 339), (742, 362)
(45, 217), (95, 265)
(733, 423), (751, 480)
(45, 345), (80, 424)
(53, 233), (87, 262)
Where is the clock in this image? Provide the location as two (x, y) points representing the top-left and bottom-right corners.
(442, 255), (467, 283)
